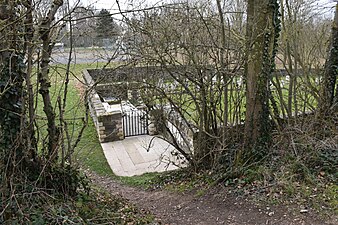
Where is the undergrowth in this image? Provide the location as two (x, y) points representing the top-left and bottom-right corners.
(1, 180), (154, 224)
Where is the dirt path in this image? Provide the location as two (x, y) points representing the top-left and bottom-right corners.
(89, 174), (336, 225)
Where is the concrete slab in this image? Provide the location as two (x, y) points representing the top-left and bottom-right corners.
(101, 135), (184, 176)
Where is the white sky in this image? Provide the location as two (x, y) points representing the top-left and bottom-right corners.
(84, 0), (336, 8)
(79, 0), (336, 18)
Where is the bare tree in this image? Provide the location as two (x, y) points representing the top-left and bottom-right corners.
(275, 0), (331, 122)
(121, 1), (246, 169)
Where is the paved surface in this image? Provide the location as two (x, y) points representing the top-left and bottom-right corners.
(51, 48), (124, 64)
(101, 135), (184, 176)
(52, 50), (112, 64)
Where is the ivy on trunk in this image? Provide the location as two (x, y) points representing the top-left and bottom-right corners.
(241, 0), (281, 162)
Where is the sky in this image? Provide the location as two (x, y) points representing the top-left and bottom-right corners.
(80, 0), (336, 18)
(84, 0), (337, 8)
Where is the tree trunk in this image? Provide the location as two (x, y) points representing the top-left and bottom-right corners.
(243, 0), (279, 158)
(38, 0), (63, 160)
(0, 1), (26, 196)
(216, 0), (228, 128)
(24, 0), (38, 160)
(320, 3), (338, 114)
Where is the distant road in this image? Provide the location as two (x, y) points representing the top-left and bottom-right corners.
(50, 48), (122, 64)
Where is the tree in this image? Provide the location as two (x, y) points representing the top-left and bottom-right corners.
(64, 5), (96, 47)
(0, 1), (26, 177)
(96, 9), (120, 43)
(242, 0), (280, 160)
(320, 2), (338, 114)
(275, 0), (331, 121)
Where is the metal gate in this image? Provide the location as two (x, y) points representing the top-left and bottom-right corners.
(123, 110), (148, 137)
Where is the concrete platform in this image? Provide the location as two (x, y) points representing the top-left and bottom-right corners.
(101, 135), (184, 176)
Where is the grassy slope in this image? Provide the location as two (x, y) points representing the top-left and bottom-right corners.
(64, 63), (114, 176)
(34, 62), (114, 176)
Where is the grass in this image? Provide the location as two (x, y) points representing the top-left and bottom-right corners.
(117, 172), (163, 188)
(61, 62), (116, 176)
(33, 62), (115, 176)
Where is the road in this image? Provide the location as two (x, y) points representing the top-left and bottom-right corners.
(50, 48), (124, 64)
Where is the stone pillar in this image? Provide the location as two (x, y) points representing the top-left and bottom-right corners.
(97, 111), (124, 142)
(84, 69), (125, 143)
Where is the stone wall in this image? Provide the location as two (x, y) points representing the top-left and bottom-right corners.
(83, 69), (124, 143)
(96, 83), (128, 100)
(149, 108), (194, 153)
(166, 110), (195, 153)
(86, 65), (215, 84)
